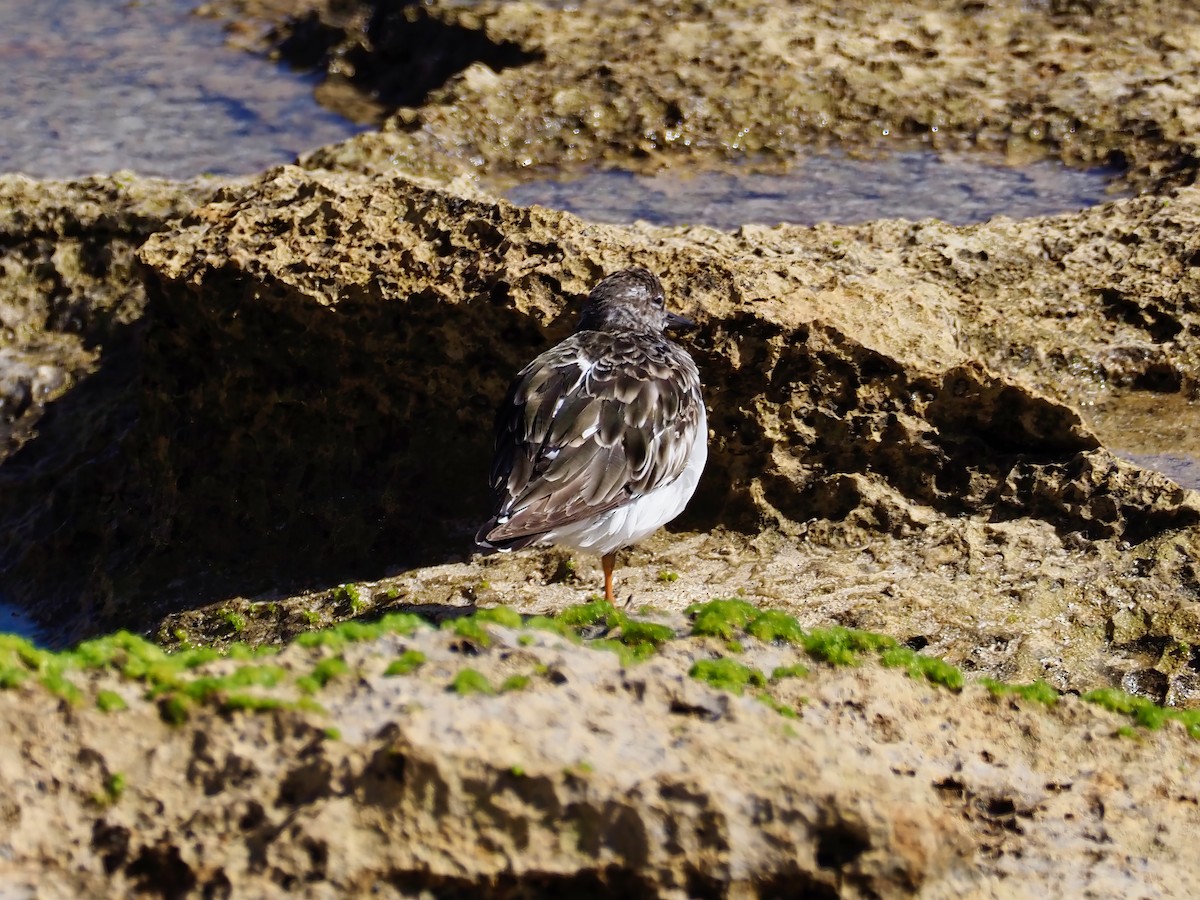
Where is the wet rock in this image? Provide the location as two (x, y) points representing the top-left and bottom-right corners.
(253, 0), (1200, 191)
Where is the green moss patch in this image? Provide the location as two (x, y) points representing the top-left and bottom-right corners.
(297, 657), (350, 694)
(1082, 687), (1200, 738)
(557, 599), (621, 630)
(296, 612), (425, 651)
(689, 658), (767, 695)
(746, 610), (806, 644)
(770, 664), (810, 681)
(687, 599), (758, 640)
(500, 674), (532, 692)
(95, 690), (128, 712)
(332, 583), (367, 615)
(981, 678), (1060, 706)
(473, 606), (523, 629)
(880, 647), (964, 691)
(451, 668), (494, 696)
(616, 618), (675, 650)
(384, 650), (427, 676)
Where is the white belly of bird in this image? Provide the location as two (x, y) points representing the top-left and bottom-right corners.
(541, 406), (708, 556)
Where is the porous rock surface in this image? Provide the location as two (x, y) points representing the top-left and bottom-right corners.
(0, 174), (218, 460)
(2, 622), (1199, 898)
(275, 0), (1200, 188)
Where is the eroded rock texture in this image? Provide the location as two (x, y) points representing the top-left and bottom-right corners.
(3, 624), (1199, 898)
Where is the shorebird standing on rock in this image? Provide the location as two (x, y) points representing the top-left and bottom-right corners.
(476, 267), (708, 602)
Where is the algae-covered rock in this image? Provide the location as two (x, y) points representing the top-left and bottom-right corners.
(2, 614), (1199, 897)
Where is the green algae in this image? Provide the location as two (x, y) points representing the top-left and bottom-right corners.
(500, 674), (532, 693)
(689, 658), (767, 695)
(220, 693), (289, 713)
(218, 609), (247, 634)
(687, 599), (758, 640)
(160, 694), (191, 726)
(451, 668), (494, 695)
(557, 599), (617, 630)
(616, 618), (675, 649)
(474, 605), (523, 629)
(333, 583), (366, 615)
(91, 771), (126, 807)
(524, 615), (573, 638)
(296, 612), (424, 651)
(445, 616), (493, 647)
(8, 600), (1200, 748)
(170, 664), (288, 702)
(770, 664), (810, 681)
(95, 690), (127, 712)
(757, 693), (800, 718)
(297, 657), (349, 694)
(880, 646), (964, 691)
(656, 570), (679, 583)
(589, 637), (657, 667)
(384, 650), (427, 676)
(1082, 687), (1200, 738)
(40, 669), (83, 704)
(802, 627), (898, 666)
(746, 610), (806, 644)
(981, 678), (1060, 706)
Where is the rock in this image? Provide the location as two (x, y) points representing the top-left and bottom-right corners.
(4, 0), (1200, 893)
(2, 621), (1198, 897)
(2, 162), (1196, 699)
(0, 173), (219, 460)
(268, 0), (1200, 189)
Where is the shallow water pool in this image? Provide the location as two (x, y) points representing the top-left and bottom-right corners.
(0, 0), (366, 179)
(505, 151), (1126, 228)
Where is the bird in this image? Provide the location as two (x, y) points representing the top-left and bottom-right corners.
(476, 267), (708, 603)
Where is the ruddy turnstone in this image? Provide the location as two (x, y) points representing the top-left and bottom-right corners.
(476, 267), (707, 602)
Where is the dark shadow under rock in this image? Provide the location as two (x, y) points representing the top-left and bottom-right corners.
(273, 1), (541, 120)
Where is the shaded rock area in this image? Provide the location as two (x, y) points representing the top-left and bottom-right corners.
(2, 620), (1199, 898)
(4, 0), (1200, 895)
(0, 174), (218, 460)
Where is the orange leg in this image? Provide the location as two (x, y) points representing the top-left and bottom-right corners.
(602, 552), (616, 603)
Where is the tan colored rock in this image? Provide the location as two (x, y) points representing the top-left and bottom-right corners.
(2, 625), (1198, 896)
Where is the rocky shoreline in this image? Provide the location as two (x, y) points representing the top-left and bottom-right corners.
(3, 0), (1200, 895)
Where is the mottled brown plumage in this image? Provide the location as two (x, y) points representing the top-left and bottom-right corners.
(476, 268), (707, 600)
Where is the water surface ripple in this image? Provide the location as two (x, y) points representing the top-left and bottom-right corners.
(506, 151), (1126, 228)
(0, 0), (366, 178)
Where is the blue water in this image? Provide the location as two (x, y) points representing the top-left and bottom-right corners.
(505, 151), (1127, 228)
(0, 595), (43, 643)
(0, 0), (367, 178)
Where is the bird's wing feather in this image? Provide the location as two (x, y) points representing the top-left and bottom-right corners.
(478, 331), (702, 548)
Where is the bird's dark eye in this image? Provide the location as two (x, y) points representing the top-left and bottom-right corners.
(655, 293), (665, 307)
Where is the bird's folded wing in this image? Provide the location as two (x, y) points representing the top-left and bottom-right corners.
(480, 333), (701, 545)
